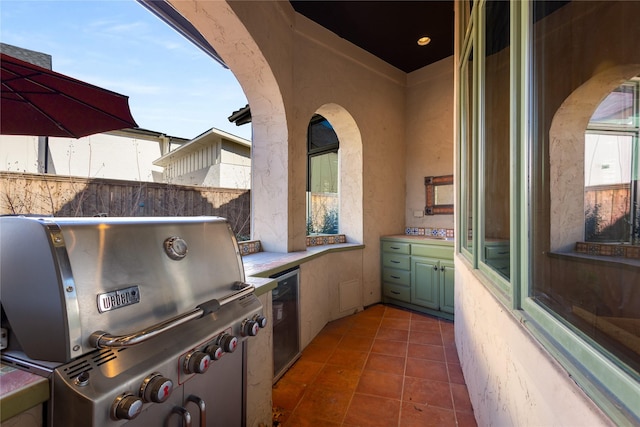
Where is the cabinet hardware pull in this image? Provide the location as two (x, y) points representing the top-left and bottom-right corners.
(391, 260), (400, 263)
(390, 246), (400, 249)
(391, 275), (400, 279)
(433, 265), (438, 271)
(440, 266), (445, 272)
(391, 291), (400, 295)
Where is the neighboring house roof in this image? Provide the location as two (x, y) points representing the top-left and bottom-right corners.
(108, 127), (190, 144)
(153, 127), (251, 167)
(228, 104), (252, 126)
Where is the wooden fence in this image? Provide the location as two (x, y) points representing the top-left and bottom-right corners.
(0, 172), (251, 239)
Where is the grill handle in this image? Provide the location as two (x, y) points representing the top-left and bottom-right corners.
(89, 285), (255, 349)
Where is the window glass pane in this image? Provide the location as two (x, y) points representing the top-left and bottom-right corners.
(462, 46), (474, 254)
(584, 133), (634, 242)
(307, 114), (339, 235)
(531, 0), (640, 377)
(482, 0), (510, 280)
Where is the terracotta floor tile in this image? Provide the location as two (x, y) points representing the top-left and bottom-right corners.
(356, 370), (404, 399)
(377, 326), (410, 341)
(273, 304), (475, 427)
(407, 343), (446, 362)
(384, 307), (413, 319)
(440, 320), (455, 334)
(344, 393), (401, 427)
(313, 364), (361, 390)
(402, 376), (453, 409)
(282, 359), (324, 384)
(381, 317), (411, 330)
(371, 338), (408, 356)
(399, 401), (456, 427)
(444, 346), (461, 364)
(350, 315), (382, 330)
(291, 384), (353, 424)
(456, 410), (479, 427)
(272, 379), (307, 410)
(350, 324), (380, 337)
(408, 329), (442, 346)
(451, 382), (474, 412)
(340, 335), (374, 352)
(410, 318), (442, 333)
(299, 342), (334, 363)
(448, 362), (465, 384)
(326, 348), (368, 370)
(280, 412), (342, 427)
(405, 358), (449, 382)
(364, 353), (406, 375)
(322, 319), (353, 335)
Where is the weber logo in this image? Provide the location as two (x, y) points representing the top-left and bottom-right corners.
(97, 286), (140, 313)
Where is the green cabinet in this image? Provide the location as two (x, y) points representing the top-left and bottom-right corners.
(381, 236), (454, 320)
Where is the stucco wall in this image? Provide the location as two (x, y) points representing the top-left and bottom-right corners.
(455, 260), (612, 426)
(405, 57), (455, 230)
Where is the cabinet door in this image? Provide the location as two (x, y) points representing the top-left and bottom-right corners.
(439, 260), (455, 314)
(411, 257), (439, 310)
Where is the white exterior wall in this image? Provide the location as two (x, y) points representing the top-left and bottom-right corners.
(455, 261), (612, 426)
(0, 133), (164, 182)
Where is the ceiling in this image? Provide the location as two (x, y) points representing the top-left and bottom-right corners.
(290, 1), (455, 73)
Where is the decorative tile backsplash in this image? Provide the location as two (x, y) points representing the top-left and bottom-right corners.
(306, 234), (347, 247)
(405, 227), (454, 238)
(238, 240), (261, 256)
(575, 242), (640, 260)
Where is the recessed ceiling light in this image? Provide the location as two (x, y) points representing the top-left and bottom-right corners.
(417, 36), (431, 46)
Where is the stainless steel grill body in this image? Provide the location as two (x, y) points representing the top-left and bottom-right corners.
(0, 216), (264, 426)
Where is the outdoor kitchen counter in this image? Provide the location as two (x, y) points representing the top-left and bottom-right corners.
(242, 243), (365, 294)
(0, 362), (49, 423)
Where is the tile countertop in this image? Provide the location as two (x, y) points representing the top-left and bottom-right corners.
(0, 363), (49, 422)
(243, 243), (365, 296)
(0, 242), (365, 418)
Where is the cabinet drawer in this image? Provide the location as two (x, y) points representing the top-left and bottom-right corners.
(382, 253), (410, 270)
(382, 241), (410, 254)
(411, 244), (453, 260)
(382, 268), (410, 286)
(383, 283), (410, 302)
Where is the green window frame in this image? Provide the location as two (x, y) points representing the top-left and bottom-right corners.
(457, 0), (640, 423)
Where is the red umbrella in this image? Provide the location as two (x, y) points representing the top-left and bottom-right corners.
(1, 53), (138, 138)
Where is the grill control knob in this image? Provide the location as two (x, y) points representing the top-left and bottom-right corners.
(111, 393), (143, 421)
(217, 333), (238, 353)
(140, 373), (173, 403)
(254, 314), (268, 328)
(184, 351), (211, 374)
(205, 344), (224, 360)
(242, 319), (260, 337)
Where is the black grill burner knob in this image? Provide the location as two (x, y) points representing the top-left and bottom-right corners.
(242, 319), (260, 337)
(111, 393), (143, 421)
(184, 351), (211, 374)
(218, 333), (238, 353)
(205, 344), (224, 360)
(140, 373), (173, 403)
(254, 314), (268, 328)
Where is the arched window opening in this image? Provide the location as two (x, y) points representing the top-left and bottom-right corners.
(307, 114), (339, 235)
(584, 78), (640, 244)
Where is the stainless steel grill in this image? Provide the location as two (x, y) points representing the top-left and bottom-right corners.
(0, 216), (265, 426)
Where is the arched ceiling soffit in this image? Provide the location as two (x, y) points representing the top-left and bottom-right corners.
(166, 0), (286, 130)
(315, 103), (362, 151)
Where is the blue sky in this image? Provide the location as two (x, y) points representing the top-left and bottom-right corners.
(0, 0), (251, 140)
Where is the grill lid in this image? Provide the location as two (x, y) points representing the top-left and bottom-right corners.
(0, 216), (247, 363)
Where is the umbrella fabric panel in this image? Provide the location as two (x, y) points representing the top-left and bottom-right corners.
(1, 53), (137, 138)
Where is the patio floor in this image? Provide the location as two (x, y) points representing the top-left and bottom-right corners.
(272, 304), (477, 426)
